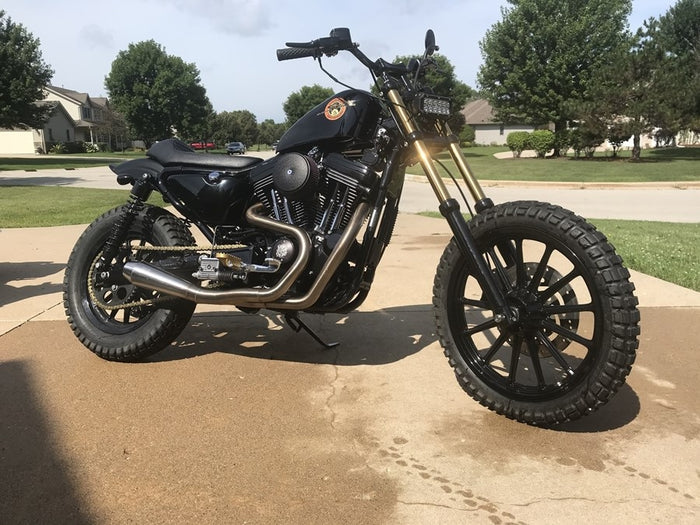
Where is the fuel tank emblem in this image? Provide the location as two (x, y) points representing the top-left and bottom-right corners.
(324, 97), (347, 121)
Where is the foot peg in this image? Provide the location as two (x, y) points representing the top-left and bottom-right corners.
(284, 314), (340, 349)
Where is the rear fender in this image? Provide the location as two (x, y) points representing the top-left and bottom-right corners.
(109, 158), (164, 186)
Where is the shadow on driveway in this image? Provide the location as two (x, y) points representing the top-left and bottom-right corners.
(0, 360), (93, 523)
(0, 261), (64, 308)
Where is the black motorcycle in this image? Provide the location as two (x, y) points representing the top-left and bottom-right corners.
(63, 28), (639, 425)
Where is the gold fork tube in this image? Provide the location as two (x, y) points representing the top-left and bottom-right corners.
(437, 121), (487, 202)
(386, 89), (452, 203)
(448, 139), (487, 202)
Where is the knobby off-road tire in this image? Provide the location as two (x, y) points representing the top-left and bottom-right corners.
(433, 201), (640, 425)
(63, 205), (196, 361)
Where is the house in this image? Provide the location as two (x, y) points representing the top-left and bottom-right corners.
(462, 99), (535, 146)
(462, 98), (697, 151)
(0, 85), (125, 154)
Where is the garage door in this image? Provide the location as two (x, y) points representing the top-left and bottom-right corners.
(0, 130), (36, 154)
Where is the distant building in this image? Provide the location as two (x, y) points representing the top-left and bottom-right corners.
(461, 99), (535, 146)
(0, 85), (125, 154)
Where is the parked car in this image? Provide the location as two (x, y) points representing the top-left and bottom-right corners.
(190, 141), (215, 150)
(226, 141), (246, 155)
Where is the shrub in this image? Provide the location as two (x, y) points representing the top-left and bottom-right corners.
(459, 124), (475, 146)
(506, 131), (531, 158)
(61, 141), (87, 154)
(554, 129), (571, 156)
(529, 130), (555, 158)
(49, 143), (66, 154)
(607, 122), (630, 157)
(570, 121), (606, 158)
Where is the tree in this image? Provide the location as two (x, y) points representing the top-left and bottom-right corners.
(580, 26), (661, 160)
(654, 0), (700, 134)
(258, 118), (287, 146)
(478, 0), (632, 155)
(210, 110), (258, 146)
(94, 107), (129, 151)
(0, 10), (53, 129)
(283, 84), (334, 125)
(104, 40), (211, 144)
(391, 54), (476, 133)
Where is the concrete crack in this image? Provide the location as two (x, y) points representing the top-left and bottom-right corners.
(324, 347), (341, 431)
(504, 496), (696, 510)
(396, 500), (476, 513)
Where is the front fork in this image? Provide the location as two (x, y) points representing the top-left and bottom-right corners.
(386, 89), (516, 324)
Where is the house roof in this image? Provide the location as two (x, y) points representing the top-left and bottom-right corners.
(91, 97), (109, 108)
(461, 99), (498, 125)
(35, 100), (73, 121)
(47, 85), (90, 105)
(46, 86), (108, 109)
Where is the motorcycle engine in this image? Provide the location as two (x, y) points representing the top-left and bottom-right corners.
(252, 152), (376, 235)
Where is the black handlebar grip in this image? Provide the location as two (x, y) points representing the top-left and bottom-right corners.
(276, 47), (317, 61)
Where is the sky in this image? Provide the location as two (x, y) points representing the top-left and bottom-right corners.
(7, 0), (677, 123)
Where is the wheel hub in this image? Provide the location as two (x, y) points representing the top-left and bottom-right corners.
(503, 263), (579, 357)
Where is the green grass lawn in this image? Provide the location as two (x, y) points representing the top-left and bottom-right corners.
(0, 186), (164, 227)
(589, 218), (699, 292)
(418, 211), (699, 292)
(408, 146), (700, 183)
(2, 146), (698, 182)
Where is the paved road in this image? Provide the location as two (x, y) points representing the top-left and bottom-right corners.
(1, 157), (698, 222)
(400, 176), (700, 222)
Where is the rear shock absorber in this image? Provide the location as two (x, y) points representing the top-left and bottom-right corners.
(97, 174), (153, 270)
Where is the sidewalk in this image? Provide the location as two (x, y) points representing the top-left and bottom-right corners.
(2, 214), (699, 336)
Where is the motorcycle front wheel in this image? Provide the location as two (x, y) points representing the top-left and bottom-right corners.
(433, 201), (639, 425)
(63, 205), (196, 361)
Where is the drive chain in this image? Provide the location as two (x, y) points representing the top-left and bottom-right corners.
(87, 243), (245, 311)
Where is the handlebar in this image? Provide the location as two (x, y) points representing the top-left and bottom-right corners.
(276, 27), (354, 62)
(276, 46), (318, 61)
(276, 27), (413, 79)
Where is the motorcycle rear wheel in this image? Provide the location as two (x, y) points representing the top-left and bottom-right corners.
(433, 201), (639, 425)
(63, 205), (196, 361)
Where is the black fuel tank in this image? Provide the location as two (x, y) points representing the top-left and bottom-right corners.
(276, 89), (382, 153)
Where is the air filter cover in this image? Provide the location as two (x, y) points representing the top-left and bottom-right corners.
(272, 152), (319, 201)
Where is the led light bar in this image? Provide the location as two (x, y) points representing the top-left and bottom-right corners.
(419, 94), (451, 116)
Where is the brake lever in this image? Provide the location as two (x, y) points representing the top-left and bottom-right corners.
(285, 40), (317, 49)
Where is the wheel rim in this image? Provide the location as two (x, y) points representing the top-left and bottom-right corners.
(81, 238), (161, 335)
(447, 228), (604, 402)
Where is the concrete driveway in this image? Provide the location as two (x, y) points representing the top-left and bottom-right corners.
(1, 209), (699, 524)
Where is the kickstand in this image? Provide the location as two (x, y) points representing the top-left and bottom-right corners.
(284, 314), (340, 350)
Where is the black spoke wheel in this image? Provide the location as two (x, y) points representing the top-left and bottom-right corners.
(433, 201), (639, 425)
(63, 205), (196, 361)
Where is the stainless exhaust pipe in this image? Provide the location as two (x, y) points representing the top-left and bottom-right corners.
(238, 202), (371, 310)
(122, 203), (311, 305)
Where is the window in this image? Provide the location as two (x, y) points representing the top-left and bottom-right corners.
(48, 128), (54, 141)
(81, 106), (92, 120)
(66, 129), (70, 141)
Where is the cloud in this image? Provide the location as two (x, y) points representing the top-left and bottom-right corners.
(79, 24), (115, 49)
(169, 0), (274, 36)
